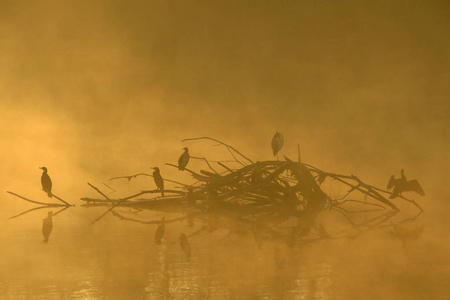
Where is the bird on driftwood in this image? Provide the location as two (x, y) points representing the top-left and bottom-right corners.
(39, 167), (52, 198)
(387, 169), (425, 199)
(271, 131), (284, 158)
(42, 211), (53, 243)
(154, 217), (165, 244)
(179, 233), (191, 258)
(178, 147), (190, 171)
(152, 167), (164, 197)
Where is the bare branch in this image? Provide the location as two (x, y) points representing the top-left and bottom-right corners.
(7, 191), (67, 206)
(190, 156), (219, 174)
(87, 183), (111, 202)
(102, 182), (117, 194)
(182, 137), (253, 164)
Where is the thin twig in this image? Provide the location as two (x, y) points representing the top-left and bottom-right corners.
(182, 137), (253, 164)
(51, 194), (72, 206)
(109, 173), (189, 188)
(6, 191), (65, 206)
(217, 162), (234, 173)
(190, 156), (219, 174)
(102, 182), (117, 194)
(87, 183), (111, 202)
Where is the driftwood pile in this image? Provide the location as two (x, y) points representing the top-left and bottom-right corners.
(80, 137), (423, 242)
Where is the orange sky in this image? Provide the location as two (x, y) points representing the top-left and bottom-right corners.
(0, 0), (448, 220)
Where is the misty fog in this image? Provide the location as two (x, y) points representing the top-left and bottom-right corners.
(0, 1), (449, 299)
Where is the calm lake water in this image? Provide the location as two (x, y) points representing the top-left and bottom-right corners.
(0, 204), (448, 300)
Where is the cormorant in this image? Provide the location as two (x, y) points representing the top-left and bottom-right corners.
(387, 169), (425, 199)
(39, 167), (52, 198)
(271, 131), (284, 157)
(179, 233), (191, 258)
(154, 217), (165, 244)
(153, 167), (164, 197)
(42, 211), (53, 243)
(178, 147), (190, 170)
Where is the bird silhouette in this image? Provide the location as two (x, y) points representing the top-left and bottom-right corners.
(387, 169), (425, 199)
(179, 233), (191, 258)
(271, 131), (284, 157)
(42, 211), (53, 243)
(39, 167), (52, 198)
(153, 167), (164, 197)
(178, 147), (190, 171)
(154, 217), (165, 244)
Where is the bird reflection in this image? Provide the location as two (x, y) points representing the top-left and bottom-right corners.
(42, 211), (53, 243)
(39, 167), (52, 198)
(180, 233), (191, 258)
(178, 147), (190, 171)
(154, 217), (165, 245)
(273, 246), (286, 269)
(387, 169), (425, 199)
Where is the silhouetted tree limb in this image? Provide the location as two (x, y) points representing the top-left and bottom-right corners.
(190, 156), (219, 174)
(109, 172), (190, 188)
(6, 191), (69, 206)
(182, 137), (254, 164)
(87, 183), (112, 202)
(51, 194), (72, 206)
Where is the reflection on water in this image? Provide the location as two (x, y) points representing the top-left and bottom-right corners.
(0, 206), (448, 299)
(42, 211), (53, 244)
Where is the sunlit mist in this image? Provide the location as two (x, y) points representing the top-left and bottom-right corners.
(0, 1), (449, 299)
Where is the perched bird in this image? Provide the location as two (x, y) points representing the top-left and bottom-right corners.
(271, 131), (284, 157)
(179, 233), (191, 258)
(154, 217), (165, 244)
(39, 167), (52, 198)
(178, 147), (190, 171)
(153, 167), (164, 197)
(387, 169), (425, 199)
(42, 211), (53, 243)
